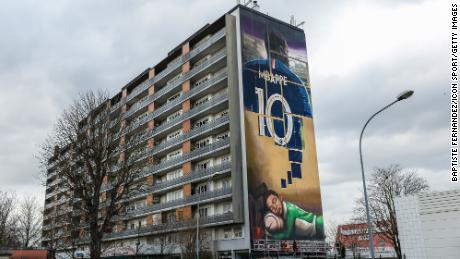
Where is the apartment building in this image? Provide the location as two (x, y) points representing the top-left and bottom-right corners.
(42, 5), (325, 259)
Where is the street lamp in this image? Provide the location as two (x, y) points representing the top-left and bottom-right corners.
(359, 90), (414, 259)
(196, 170), (227, 259)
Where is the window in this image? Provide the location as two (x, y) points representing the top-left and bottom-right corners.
(193, 117), (210, 128)
(196, 160), (210, 170)
(167, 129), (182, 140)
(137, 95), (148, 106)
(223, 203), (232, 213)
(234, 227), (243, 238)
(166, 212), (176, 223)
(223, 228), (232, 239)
(193, 95), (211, 108)
(165, 189), (183, 202)
(217, 110), (229, 118)
(199, 207), (208, 217)
(167, 73), (182, 85)
(193, 137), (211, 150)
(196, 184), (207, 194)
(193, 74), (211, 88)
(220, 155), (231, 164)
(166, 169), (183, 181)
(136, 112), (148, 123)
(222, 178), (231, 189)
(167, 92), (181, 103)
(167, 109), (182, 122)
(152, 214), (161, 225)
(193, 55), (211, 69)
(216, 132), (229, 141)
(167, 149), (182, 160)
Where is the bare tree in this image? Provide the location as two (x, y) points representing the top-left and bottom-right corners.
(17, 196), (42, 247)
(324, 219), (338, 247)
(154, 234), (176, 257)
(41, 208), (74, 259)
(177, 228), (212, 259)
(353, 165), (429, 259)
(39, 90), (144, 259)
(0, 190), (19, 247)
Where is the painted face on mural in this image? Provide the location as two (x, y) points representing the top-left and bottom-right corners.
(266, 193), (283, 217)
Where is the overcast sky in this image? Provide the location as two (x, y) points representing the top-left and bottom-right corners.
(0, 0), (453, 224)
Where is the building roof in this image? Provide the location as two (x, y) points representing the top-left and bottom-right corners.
(9, 249), (48, 259)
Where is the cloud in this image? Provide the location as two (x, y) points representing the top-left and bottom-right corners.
(0, 0), (449, 227)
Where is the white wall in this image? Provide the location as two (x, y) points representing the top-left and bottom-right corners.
(395, 189), (460, 259)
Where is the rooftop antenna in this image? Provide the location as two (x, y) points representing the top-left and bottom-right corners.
(290, 14), (305, 28)
(251, 1), (260, 11)
(242, 0), (260, 11)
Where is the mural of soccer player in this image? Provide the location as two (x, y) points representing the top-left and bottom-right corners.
(240, 9), (324, 246)
(263, 190), (324, 239)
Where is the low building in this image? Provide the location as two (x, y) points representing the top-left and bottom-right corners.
(335, 223), (396, 258)
(394, 189), (460, 259)
(0, 249), (49, 259)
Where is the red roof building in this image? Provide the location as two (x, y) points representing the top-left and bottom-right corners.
(8, 249), (49, 259)
(336, 223), (396, 258)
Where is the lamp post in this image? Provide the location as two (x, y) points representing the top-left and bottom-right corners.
(359, 90), (414, 259)
(196, 170), (227, 259)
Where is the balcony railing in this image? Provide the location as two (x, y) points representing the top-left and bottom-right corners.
(141, 138), (230, 177)
(113, 89), (227, 152)
(110, 97), (126, 113)
(135, 114), (229, 162)
(118, 50), (227, 134)
(122, 187), (232, 219)
(124, 96), (152, 120)
(151, 91), (228, 138)
(122, 28), (226, 105)
(114, 64), (227, 143)
(102, 119), (230, 194)
(45, 201), (57, 209)
(152, 47), (226, 101)
(189, 29), (226, 58)
(126, 79), (154, 103)
(103, 211), (233, 241)
(152, 162), (231, 194)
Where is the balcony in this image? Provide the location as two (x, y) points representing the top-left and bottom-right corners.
(45, 200), (57, 209)
(114, 59), (227, 142)
(117, 50), (227, 134)
(102, 119), (229, 194)
(126, 79), (154, 104)
(110, 97), (126, 113)
(113, 87), (227, 152)
(103, 211), (233, 241)
(121, 186), (232, 219)
(152, 47), (226, 101)
(123, 96), (152, 120)
(152, 162), (231, 194)
(122, 28), (226, 105)
(150, 91), (228, 139)
(142, 138), (230, 177)
(135, 114), (229, 162)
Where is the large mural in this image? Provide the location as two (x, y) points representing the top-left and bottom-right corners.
(239, 9), (325, 249)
